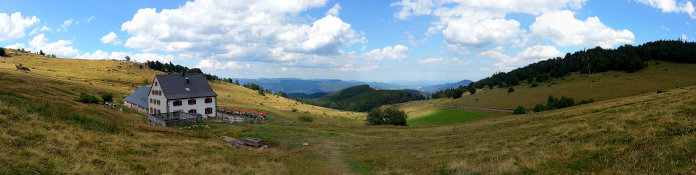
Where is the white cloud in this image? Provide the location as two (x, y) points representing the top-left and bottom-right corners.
(516, 45), (564, 60)
(77, 50), (176, 63)
(443, 18), (521, 53)
(87, 16), (95, 23)
(339, 63), (378, 72)
(195, 59), (249, 70)
(362, 44), (409, 60)
(529, 10), (635, 48)
(0, 12), (39, 42)
(119, 0), (362, 68)
(391, 0), (586, 54)
(29, 34), (80, 58)
(5, 43), (25, 49)
(682, 33), (689, 40)
(418, 57), (468, 65)
(100, 32), (121, 45)
(635, 0), (696, 18)
(479, 45), (562, 71)
(281, 67), (289, 72)
(479, 67), (491, 71)
(326, 3), (341, 16)
(58, 18), (73, 31)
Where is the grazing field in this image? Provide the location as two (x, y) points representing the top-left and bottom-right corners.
(2, 51), (696, 174)
(438, 60), (696, 110)
(407, 108), (485, 126)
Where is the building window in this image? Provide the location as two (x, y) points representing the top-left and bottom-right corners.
(157, 109), (161, 114)
(149, 98), (152, 103)
(188, 99), (196, 105)
(157, 100), (160, 105)
(155, 82), (158, 86)
(205, 107), (213, 114)
(205, 98), (213, 103)
(188, 109), (197, 114)
(173, 100), (182, 106)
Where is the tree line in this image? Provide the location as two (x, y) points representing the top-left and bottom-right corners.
(305, 85), (425, 112)
(433, 40), (696, 99)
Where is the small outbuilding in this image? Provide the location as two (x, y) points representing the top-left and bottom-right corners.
(123, 86), (151, 114)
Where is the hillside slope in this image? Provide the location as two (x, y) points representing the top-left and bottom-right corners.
(437, 60), (696, 110)
(308, 85), (425, 112)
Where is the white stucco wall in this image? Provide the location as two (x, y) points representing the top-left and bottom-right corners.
(148, 77), (217, 118)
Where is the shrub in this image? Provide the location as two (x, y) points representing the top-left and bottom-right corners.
(530, 83), (538, 88)
(657, 90), (664, 94)
(0, 47), (6, 57)
(533, 104), (547, 112)
(298, 115), (313, 122)
(512, 106), (526, 115)
(366, 107), (407, 126)
(76, 93), (99, 104)
(291, 108), (298, 112)
(101, 93), (113, 103)
(15, 64), (30, 72)
(547, 96), (574, 109)
(577, 98), (594, 105)
(508, 87), (515, 93)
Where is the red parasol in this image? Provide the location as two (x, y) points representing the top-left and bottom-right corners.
(251, 111), (257, 113)
(234, 108), (239, 111)
(242, 109), (248, 112)
(226, 107), (232, 110)
(259, 112), (265, 114)
(219, 106), (224, 108)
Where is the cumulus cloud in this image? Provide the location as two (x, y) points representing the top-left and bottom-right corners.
(417, 57), (468, 65)
(443, 18), (521, 53)
(516, 45), (564, 60)
(479, 45), (563, 71)
(361, 44), (409, 60)
(77, 50), (176, 63)
(195, 59), (250, 70)
(635, 0), (696, 18)
(682, 33), (689, 40)
(479, 67), (491, 71)
(58, 18), (73, 32)
(29, 34), (80, 58)
(100, 32), (121, 45)
(530, 10), (634, 48)
(5, 43), (26, 49)
(326, 3), (341, 16)
(0, 12), (39, 42)
(119, 0), (362, 68)
(391, 0), (586, 53)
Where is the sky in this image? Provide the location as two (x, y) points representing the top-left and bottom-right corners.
(1, 0), (695, 84)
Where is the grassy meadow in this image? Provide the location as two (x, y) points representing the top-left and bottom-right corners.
(438, 60), (696, 110)
(407, 108), (486, 126)
(2, 50), (696, 174)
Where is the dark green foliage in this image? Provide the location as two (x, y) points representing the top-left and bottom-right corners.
(547, 96), (574, 109)
(243, 83), (263, 91)
(463, 40), (696, 91)
(144, 60), (221, 81)
(39, 50), (45, 56)
(366, 107), (407, 126)
(432, 85), (473, 99)
(533, 104), (547, 112)
(291, 108), (298, 112)
(530, 83), (538, 88)
(257, 90), (265, 96)
(125, 56), (131, 62)
(274, 91), (287, 98)
(298, 115), (313, 122)
(468, 87), (476, 95)
(15, 64), (30, 72)
(142, 79), (149, 86)
(76, 93), (99, 104)
(234, 80), (240, 85)
(0, 47), (6, 57)
(512, 106), (526, 115)
(577, 99), (595, 105)
(657, 90), (664, 93)
(508, 87), (515, 93)
(101, 93), (113, 103)
(306, 85), (425, 112)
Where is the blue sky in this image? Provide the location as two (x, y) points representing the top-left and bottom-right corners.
(1, 0), (694, 84)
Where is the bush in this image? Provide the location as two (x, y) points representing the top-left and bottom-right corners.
(577, 98), (594, 105)
(76, 93), (99, 104)
(291, 108), (298, 112)
(533, 104), (547, 112)
(0, 47), (6, 57)
(547, 96), (574, 109)
(366, 107), (407, 126)
(508, 87), (515, 93)
(512, 106), (526, 115)
(657, 90), (664, 94)
(101, 93), (113, 103)
(298, 115), (313, 122)
(530, 83), (538, 88)
(15, 64), (30, 72)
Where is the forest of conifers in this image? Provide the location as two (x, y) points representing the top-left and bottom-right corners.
(433, 40), (696, 99)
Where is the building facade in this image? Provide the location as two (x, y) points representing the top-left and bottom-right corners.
(148, 73), (217, 119)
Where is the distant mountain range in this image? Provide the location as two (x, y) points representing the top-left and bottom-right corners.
(305, 85), (426, 112)
(235, 78), (472, 96)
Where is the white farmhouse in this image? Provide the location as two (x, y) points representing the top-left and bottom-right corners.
(148, 73), (217, 119)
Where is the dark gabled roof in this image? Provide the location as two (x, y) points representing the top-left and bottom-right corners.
(156, 73), (217, 100)
(124, 86), (151, 108)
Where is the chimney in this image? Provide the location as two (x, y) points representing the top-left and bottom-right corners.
(185, 77), (189, 84)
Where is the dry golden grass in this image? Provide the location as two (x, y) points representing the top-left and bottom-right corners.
(2, 50), (696, 174)
(440, 60), (696, 110)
